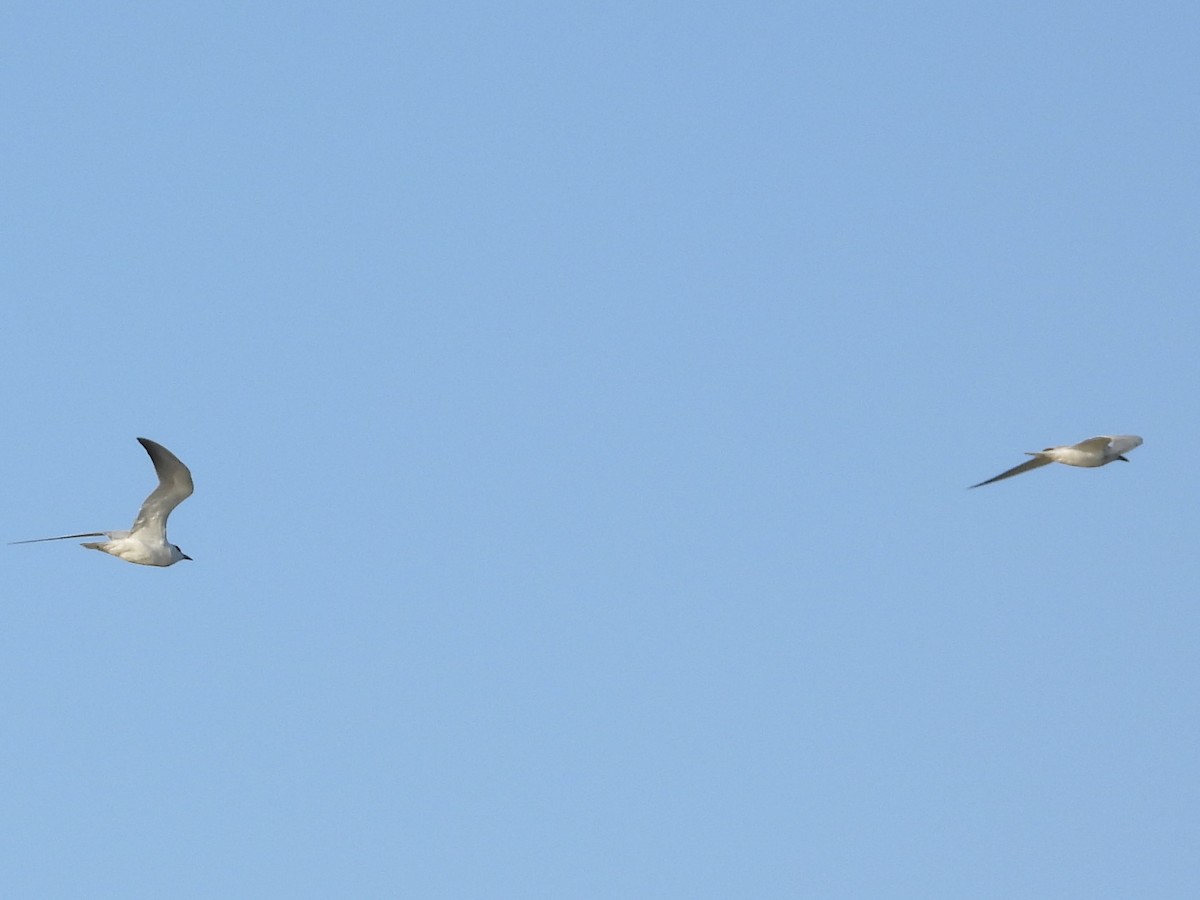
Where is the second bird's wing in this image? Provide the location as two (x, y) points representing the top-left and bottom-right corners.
(1102, 435), (1143, 455)
(1072, 436), (1118, 454)
(969, 455), (1052, 488)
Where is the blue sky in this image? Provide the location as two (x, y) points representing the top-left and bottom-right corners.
(3, 2), (1199, 896)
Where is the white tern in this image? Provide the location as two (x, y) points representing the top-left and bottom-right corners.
(12, 437), (194, 566)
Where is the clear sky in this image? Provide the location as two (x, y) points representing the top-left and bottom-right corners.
(3, 3), (1198, 897)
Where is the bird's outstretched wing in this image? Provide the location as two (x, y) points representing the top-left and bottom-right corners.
(969, 455), (1052, 488)
(129, 438), (194, 539)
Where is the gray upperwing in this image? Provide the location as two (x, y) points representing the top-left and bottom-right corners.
(130, 438), (194, 537)
(969, 455), (1052, 488)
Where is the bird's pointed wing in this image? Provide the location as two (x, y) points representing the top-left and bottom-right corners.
(130, 438), (194, 539)
(1102, 435), (1143, 455)
(969, 455), (1053, 488)
(9, 532), (106, 545)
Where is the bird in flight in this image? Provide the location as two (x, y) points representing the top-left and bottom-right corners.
(970, 435), (1143, 488)
(11, 437), (194, 566)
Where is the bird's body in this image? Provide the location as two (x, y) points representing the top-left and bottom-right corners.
(970, 435), (1143, 488)
(82, 531), (188, 567)
(11, 438), (194, 566)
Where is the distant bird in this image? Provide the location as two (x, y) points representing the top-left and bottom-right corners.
(11, 437), (194, 566)
(970, 435), (1143, 488)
